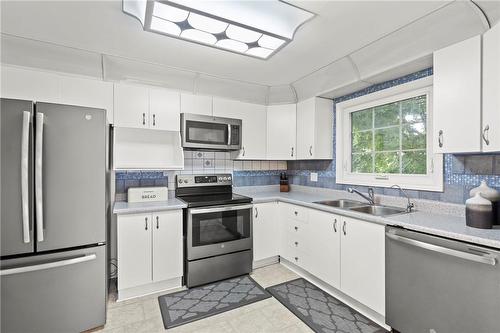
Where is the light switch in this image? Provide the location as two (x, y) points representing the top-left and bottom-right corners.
(310, 172), (318, 182)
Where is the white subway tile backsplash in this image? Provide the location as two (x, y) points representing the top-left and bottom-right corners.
(278, 161), (287, 170)
(261, 161), (270, 170)
(215, 151), (226, 159)
(234, 160), (243, 170)
(243, 161), (253, 170)
(252, 161), (261, 170)
(225, 159), (234, 170)
(269, 161), (278, 170)
(203, 152), (215, 159)
(193, 159), (204, 170)
(215, 159), (226, 169)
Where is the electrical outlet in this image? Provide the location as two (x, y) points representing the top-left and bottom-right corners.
(310, 172), (318, 182)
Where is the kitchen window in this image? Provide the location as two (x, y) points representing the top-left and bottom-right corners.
(336, 77), (443, 191)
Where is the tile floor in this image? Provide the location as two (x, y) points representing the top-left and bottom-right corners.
(98, 264), (314, 333)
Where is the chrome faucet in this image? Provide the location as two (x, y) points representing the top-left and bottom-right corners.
(391, 184), (415, 212)
(347, 187), (375, 205)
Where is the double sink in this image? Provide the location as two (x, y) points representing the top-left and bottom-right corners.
(314, 199), (408, 216)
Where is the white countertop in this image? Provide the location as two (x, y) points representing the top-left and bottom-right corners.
(234, 187), (500, 249)
(113, 198), (187, 215)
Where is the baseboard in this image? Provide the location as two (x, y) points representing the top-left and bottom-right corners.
(279, 258), (391, 331)
(252, 256), (280, 269)
(117, 277), (184, 301)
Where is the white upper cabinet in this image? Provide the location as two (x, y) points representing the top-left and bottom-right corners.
(150, 88), (181, 131)
(213, 98), (267, 160)
(180, 93), (212, 116)
(266, 104), (297, 160)
(114, 83), (181, 131)
(296, 97), (333, 160)
(340, 217), (385, 316)
(60, 76), (114, 124)
(114, 83), (150, 128)
(482, 23), (500, 152)
(433, 35), (482, 153)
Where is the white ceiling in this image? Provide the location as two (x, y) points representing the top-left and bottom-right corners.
(1, 0), (499, 104)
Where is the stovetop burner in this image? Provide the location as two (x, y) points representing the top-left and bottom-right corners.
(175, 173), (252, 208)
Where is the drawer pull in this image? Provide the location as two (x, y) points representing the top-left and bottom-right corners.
(294, 257), (299, 262)
(294, 241), (298, 246)
(294, 226), (298, 231)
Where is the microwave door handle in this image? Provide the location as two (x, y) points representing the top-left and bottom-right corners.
(21, 111), (31, 243)
(227, 124), (231, 145)
(35, 112), (44, 242)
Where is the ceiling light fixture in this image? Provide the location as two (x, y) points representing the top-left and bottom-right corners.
(123, 0), (314, 59)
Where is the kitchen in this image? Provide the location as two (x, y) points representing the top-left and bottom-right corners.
(1, 1), (500, 332)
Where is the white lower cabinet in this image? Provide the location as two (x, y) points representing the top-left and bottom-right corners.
(117, 210), (183, 298)
(252, 202), (279, 262)
(276, 203), (385, 316)
(340, 216), (385, 315)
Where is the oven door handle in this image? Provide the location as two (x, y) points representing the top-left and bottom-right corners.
(189, 204), (254, 215)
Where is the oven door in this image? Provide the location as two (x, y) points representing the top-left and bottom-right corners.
(187, 204), (253, 260)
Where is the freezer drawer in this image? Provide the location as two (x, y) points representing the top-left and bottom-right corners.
(1, 245), (106, 333)
(386, 227), (500, 333)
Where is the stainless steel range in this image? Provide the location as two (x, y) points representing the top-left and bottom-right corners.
(176, 174), (253, 288)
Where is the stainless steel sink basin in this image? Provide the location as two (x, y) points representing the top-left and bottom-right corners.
(314, 199), (365, 209)
(349, 205), (407, 216)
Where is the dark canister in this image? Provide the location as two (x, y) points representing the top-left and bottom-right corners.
(466, 193), (493, 229)
(470, 181), (500, 225)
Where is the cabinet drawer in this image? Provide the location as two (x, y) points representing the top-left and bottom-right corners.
(281, 204), (309, 222)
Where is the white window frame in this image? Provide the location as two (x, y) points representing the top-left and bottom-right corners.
(336, 77), (443, 192)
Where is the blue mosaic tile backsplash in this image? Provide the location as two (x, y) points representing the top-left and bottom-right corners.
(286, 67), (500, 204)
(115, 171), (168, 195)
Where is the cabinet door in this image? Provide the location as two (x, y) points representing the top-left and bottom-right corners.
(308, 209), (341, 289)
(180, 93), (212, 116)
(150, 88), (180, 131)
(266, 104), (296, 160)
(340, 217), (385, 315)
(213, 98), (267, 159)
(60, 76), (114, 124)
(433, 35), (482, 153)
(117, 213), (152, 290)
(152, 210), (183, 282)
(253, 203), (279, 262)
(114, 84), (149, 128)
(482, 23), (500, 152)
(296, 98), (315, 160)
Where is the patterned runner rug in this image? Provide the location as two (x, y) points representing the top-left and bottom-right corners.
(158, 275), (271, 329)
(267, 278), (387, 333)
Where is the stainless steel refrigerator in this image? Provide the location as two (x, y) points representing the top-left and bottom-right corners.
(1, 98), (108, 333)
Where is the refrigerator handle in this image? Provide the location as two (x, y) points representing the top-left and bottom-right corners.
(21, 111), (31, 243)
(35, 112), (44, 242)
(0, 253), (97, 276)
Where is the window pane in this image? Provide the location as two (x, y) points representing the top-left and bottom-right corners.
(374, 127), (399, 151)
(352, 130), (372, 153)
(374, 102), (399, 128)
(402, 95), (426, 123)
(352, 153), (373, 173)
(402, 122), (426, 150)
(351, 109), (372, 131)
(375, 152), (399, 173)
(402, 150), (426, 174)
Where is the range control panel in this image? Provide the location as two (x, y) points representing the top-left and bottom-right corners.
(176, 174), (232, 188)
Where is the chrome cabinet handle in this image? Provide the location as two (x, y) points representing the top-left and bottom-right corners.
(254, 207), (258, 218)
(438, 130), (443, 148)
(152, 114), (156, 127)
(294, 257), (299, 262)
(294, 226), (298, 231)
(142, 113), (146, 126)
(291, 147), (294, 157)
(145, 217), (148, 230)
(35, 112), (44, 242)
(342, 221), (346, 236)
(156, 216), (159, 229)
(294, 241), (298, 246)
(242, 146), (245, 156)
(294, 211), (298, 216)
(21, 111), (31, 243)
(333, 219), (337, 232)
(483, 125), (490, 145)
(309, 145), (313, 156)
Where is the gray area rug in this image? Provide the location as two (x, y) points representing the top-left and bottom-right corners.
(158, 275), (271, 329)
(267, 278), (387, 333)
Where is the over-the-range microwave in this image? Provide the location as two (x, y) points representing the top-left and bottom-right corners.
(180, 113), (242, 151)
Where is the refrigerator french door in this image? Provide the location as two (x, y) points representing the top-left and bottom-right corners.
(1, 99), (107, 333)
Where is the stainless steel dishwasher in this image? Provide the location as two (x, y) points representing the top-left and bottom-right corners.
(386, 226), (500, 333)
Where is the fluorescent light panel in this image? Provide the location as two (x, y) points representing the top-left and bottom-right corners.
(123, 0), (313, 59)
